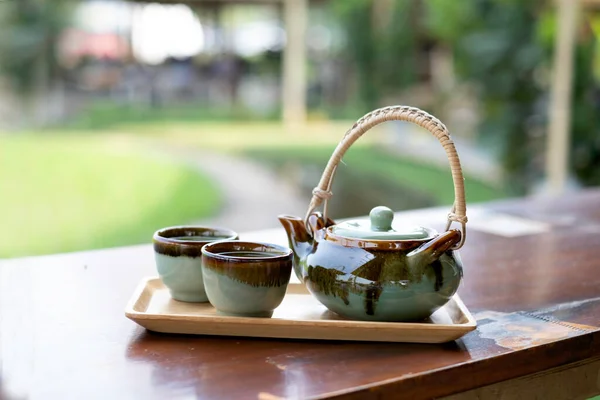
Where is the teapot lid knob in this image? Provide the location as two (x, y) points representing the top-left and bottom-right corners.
(330, 205), (432, 240)
(370, 206), (394, 232)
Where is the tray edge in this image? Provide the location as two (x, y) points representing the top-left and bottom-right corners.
(124, 276), (478, 343)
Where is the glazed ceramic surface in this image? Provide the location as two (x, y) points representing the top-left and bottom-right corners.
(201, 241), (293, 317)
(301, 237), (463, 321)
(279, 211), (464, 322)
(275, 105), (470, 322)
(153, 226), (238, 302)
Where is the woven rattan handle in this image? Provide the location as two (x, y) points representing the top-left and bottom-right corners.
(304, 105), (468, 250)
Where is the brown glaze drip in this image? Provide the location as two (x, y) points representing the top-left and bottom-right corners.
(307, 212), (337, 233)
(202, 241), (293, 288)
(431, 260), (444, 292)
(306, 249), (451, 316)
(306, 265), (349, 305)
(153, 227), (238, 258)
(291, 218), (462, 318)
(203, 257), (292, 288)
(352, 253), (412, 282)
(364, 284), (383, 316)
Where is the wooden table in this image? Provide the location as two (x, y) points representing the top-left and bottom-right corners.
(2, 189), (600, 400)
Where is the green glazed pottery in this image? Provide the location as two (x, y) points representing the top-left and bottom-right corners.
(278, 106), (469, 322)
(279, 208), (463, 322)
(201, 241), (293, 318)
(153, 226), (238, 302)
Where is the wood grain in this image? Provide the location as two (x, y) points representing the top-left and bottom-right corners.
(441, 357), (600, 400)
(1, 189), (600, 399)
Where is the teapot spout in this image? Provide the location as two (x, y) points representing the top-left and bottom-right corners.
(278, 213), (336, 280)
(278, 215), (314, 280)
(407, 229), (462, 265)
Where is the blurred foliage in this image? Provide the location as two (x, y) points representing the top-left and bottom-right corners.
(562, 20), (600, 187)
(425, 0), (546, 194)
(0, 0), (598, 193)
(0, 0), (72, 95)
(332, 0), (600, 193)
(330, 0), (421, 111)
(426, 0), (600, 192)
(531, 9), (600, 187)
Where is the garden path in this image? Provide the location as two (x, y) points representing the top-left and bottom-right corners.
(384, 123), (502, 185)
(143, 121), (502, 236)
(152, 145), (310, 233)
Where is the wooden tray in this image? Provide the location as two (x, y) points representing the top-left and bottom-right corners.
(125, 277), (477, 343)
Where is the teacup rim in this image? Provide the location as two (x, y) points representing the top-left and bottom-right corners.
(153, 225), (239, 247)
(201, 240), (293, 262)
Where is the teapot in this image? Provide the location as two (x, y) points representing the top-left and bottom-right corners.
(278, 106), (468, 322)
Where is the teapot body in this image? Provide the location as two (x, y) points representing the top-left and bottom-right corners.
(298, 235), (463, 322)
(278, 105), (470, 322)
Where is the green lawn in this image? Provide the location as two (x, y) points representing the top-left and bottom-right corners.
(0, 134), (222, 259)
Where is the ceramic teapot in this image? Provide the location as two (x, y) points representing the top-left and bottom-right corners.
(278, 106), (468, 322)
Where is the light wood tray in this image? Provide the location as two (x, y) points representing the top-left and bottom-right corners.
(125, 277), (477, 343)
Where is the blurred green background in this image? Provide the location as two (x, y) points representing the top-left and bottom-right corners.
(0, 0), (598, 258)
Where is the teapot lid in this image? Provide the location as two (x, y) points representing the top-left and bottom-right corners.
(330, 206), (433, 240)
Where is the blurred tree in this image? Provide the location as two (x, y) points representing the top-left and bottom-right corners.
(425, 0), (547, 194)
(568, 22), (600, 187)
(538, 12), (600, 188)
(330, 0), (421, 111)
(0, 0), (73, 122)
(330, 0), (378, 110)
(426, 0), (600, 193)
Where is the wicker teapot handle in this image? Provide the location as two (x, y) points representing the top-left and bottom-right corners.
(304, 105), (468, 250)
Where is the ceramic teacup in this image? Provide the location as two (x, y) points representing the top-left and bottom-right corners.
(153, 226), (239, 302)
(201, 241), (293, 317)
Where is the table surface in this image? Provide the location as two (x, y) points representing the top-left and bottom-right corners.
(2, 189), (600, 400)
